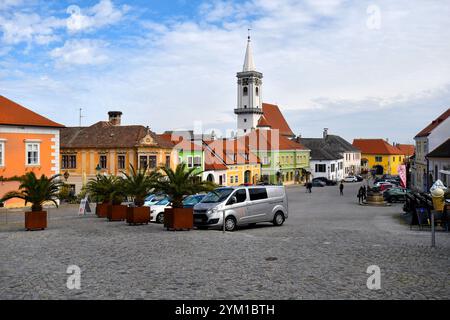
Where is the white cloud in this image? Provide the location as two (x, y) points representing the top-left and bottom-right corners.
(50, 39), (109, 66)
(66, 0), (128, 32)
(0, 0), (22, 10)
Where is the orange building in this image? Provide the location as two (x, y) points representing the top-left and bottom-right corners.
(0, 95), (64, 208)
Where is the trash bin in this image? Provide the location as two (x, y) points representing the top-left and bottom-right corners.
(431, 188), (445, 212)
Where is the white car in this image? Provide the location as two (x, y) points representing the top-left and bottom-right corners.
(343, 176), (358, 182)
(150, 198), (171, 223)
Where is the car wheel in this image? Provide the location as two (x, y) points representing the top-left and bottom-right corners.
(225, 216), (237, 231)
(273, 211), (285, 226)
(156, 213), (164, 224)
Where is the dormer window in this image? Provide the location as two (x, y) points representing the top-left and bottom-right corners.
(243, 87), (248, 96)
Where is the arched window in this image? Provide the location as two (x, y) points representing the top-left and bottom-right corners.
(255, 87), (259, 96)
(243, 87), (248, 96)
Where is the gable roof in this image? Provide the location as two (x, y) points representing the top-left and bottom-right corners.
(427, 139), (450, 158)
(352, 139), (402, 155)
(415, 108), (450, 138)
(299, 138), (343, 160)
(204, 139), (260, 165)
(0, 95), (64, 128)
(395, 144), (415, 156)
(239, 129), (306, 151)
(258, 103), (294, 137)
(61, 122), (173, 149)
(324, 134), (360, 153)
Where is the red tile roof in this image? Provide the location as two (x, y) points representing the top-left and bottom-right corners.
(258, 103), (293, 137)
(395, 144), (415, 156)
(239, 129), (306, 151)
(352, 139), (402, 155)
(415, 108), (450, 138)
(204, 139), (260, 165)
(0, 95), (64, 128)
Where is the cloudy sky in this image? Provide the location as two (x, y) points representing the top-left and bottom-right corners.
(1, 0), (449, 144)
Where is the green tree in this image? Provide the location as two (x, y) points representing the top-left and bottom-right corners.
(121, 165), (158, 207)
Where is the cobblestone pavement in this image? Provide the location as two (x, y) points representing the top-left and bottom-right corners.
(1, 182), (449, 299)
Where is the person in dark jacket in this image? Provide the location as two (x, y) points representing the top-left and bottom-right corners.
(339, 182), (344, 196)
(357, 186), (364, 204)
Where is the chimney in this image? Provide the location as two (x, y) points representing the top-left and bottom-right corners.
(108, 111), (122, 126)
(323, 128), (328, 139)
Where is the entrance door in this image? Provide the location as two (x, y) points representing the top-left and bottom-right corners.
(244, 170), (251, 184)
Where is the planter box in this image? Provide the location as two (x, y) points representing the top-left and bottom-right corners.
(96, 203), (109, 218)
(164, 207), (193, 231)
(107, 204), (127, 221)
(126, 206), (150, 225)
(25, 211), (47, 231)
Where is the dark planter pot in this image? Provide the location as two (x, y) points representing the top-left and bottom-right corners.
(164, 207), (193, 231)
(96, 203), (109, 218)
(25, 211), (47, 231)
(126, 206), (150, 225)
(107, 204), (127, 221)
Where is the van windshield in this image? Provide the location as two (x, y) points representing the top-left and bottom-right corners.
(201, 188), (234, 203)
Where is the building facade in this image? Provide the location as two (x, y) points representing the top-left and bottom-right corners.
(0, 95), (64, 208)
(412, 109), (450, 192)
(426, 139), (450, 187)
(60, 112), (176, 194)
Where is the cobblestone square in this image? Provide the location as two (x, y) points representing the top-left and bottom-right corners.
(1, 182), (449, 299)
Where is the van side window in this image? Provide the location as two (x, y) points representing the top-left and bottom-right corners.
(249, 188), (268, 201)
(234, 189), (247, 203)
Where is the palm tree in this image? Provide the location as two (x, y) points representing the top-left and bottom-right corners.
(121, 164), (158, 206)
(86, 174), (125, 205)
(1, 172), (64, 211)
(153, 163), (215, 208)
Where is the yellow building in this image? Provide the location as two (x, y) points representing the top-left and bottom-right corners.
(60, 112), (176, 194)
(204, 139), (261, 186)
(352, 139), (404, 175)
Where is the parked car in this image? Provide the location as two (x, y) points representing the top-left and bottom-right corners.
(343, 176), (358, 182)
(355, 175), (364, 182)
(379, 183), (395, 192)
(312, 177), (337, 186)
(383, 187), (410, 203)
(311, 180), (326, 187)
(144, 193), (167, 207)
(150, 197), (172, 223)
(193, 186), (288, 231)
(182, 194), (206, 208)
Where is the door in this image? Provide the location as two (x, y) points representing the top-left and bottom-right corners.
(244, 170), (251, 184)
(246, 187), (269, 223)
(224, 189), (248, 224)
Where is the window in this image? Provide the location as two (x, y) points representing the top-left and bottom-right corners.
(243, 87), (248, 96)
(375, 156), (382, 162)
(262, 156), (270, 165)
(118, 155), (126, 170)
(26, 143), (40, 165)
(232, 189), (247, 203)
(393, 156), (396, 162)
(230, 176), (234, 184)
(0, 142), (4, 166)
(235, 175), (239, 184)
(165, 155), (171, 167)
(139, 156), (148, 168)
(100, 155), (107, 169)
(255, 87), (259, 96)
(315, 164), (326, 172)
(331, 163), (335, 172)
(62, 155), (77, 169)
(187, 156), (193, 168)
(249, 188), (268, 201)
(193, 156), (201, 167)
(149, 155), (157, 168)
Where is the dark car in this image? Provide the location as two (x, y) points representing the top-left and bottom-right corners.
(355, 175), (364, 182)
(312, 177), (337, 186)
(383, 187), (410, 203)
(311, 180), (326, 187)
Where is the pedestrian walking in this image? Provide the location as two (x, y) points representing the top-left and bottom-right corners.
(339, 181), (344, 196)
(357, 186), (364, 204)
(362, 185), (367, 202)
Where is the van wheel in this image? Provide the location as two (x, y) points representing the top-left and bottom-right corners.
(273, 212), (285, 226)
(156, 213), (164, 224)
(225, 216), (237, 231)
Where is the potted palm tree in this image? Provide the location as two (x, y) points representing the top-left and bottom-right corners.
(86, 175), (115, 218)
(154, 163), (215, 231)
(0, 172), (63, 231)
(105, 176), (127, 221)
(122, 165), (158, 225)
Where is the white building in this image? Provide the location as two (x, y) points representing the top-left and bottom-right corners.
(427, 139), (450, 187)
(412, 108), (450, 191)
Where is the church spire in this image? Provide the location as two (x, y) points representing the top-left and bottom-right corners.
(243, 30), (256, 72)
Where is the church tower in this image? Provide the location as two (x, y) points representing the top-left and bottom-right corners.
(234, 35), (263, 135)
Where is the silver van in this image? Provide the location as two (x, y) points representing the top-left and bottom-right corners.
(193, 186), (288, 231)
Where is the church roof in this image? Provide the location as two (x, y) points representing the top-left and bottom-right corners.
(204, 139), (260, 165)
(258, 103), (294, 137)
(0, 95), (64, 128)
(240, 129), (306, 151)
(243, 37), (256, 72)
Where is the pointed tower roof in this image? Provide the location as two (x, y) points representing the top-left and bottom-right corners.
(243, 36), (256, 72)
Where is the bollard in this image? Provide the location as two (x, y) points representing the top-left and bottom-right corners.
(223, 210), (226, 233)
(431, 211), (435, 248)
